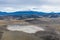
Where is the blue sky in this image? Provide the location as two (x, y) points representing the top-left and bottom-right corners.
(0, 0), (60, 12)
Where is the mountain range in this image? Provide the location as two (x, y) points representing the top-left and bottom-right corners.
(0, 11), (60, 18)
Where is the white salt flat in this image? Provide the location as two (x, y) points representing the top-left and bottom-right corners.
(7, 25), (45, 33)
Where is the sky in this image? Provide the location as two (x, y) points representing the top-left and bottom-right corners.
(0, 0), (60, 12)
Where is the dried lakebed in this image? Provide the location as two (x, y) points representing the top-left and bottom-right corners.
(7, 25), (45, 33)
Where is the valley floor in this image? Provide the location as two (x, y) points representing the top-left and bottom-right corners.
(0, 18), (60, 40)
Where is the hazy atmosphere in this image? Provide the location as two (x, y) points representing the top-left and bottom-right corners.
(0, 0), (60, 12)
(0, 0), (60, 40)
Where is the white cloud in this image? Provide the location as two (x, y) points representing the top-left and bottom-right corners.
(0, 0), (60, 12)
(1, 7), (16, 12)
(1, 5), (60, 12)
(39, 5), (60, 12)
(0, 6), (37, 12)
(30, 5), (60, 12)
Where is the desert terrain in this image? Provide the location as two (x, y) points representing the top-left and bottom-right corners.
(0, 18), (60, 40)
